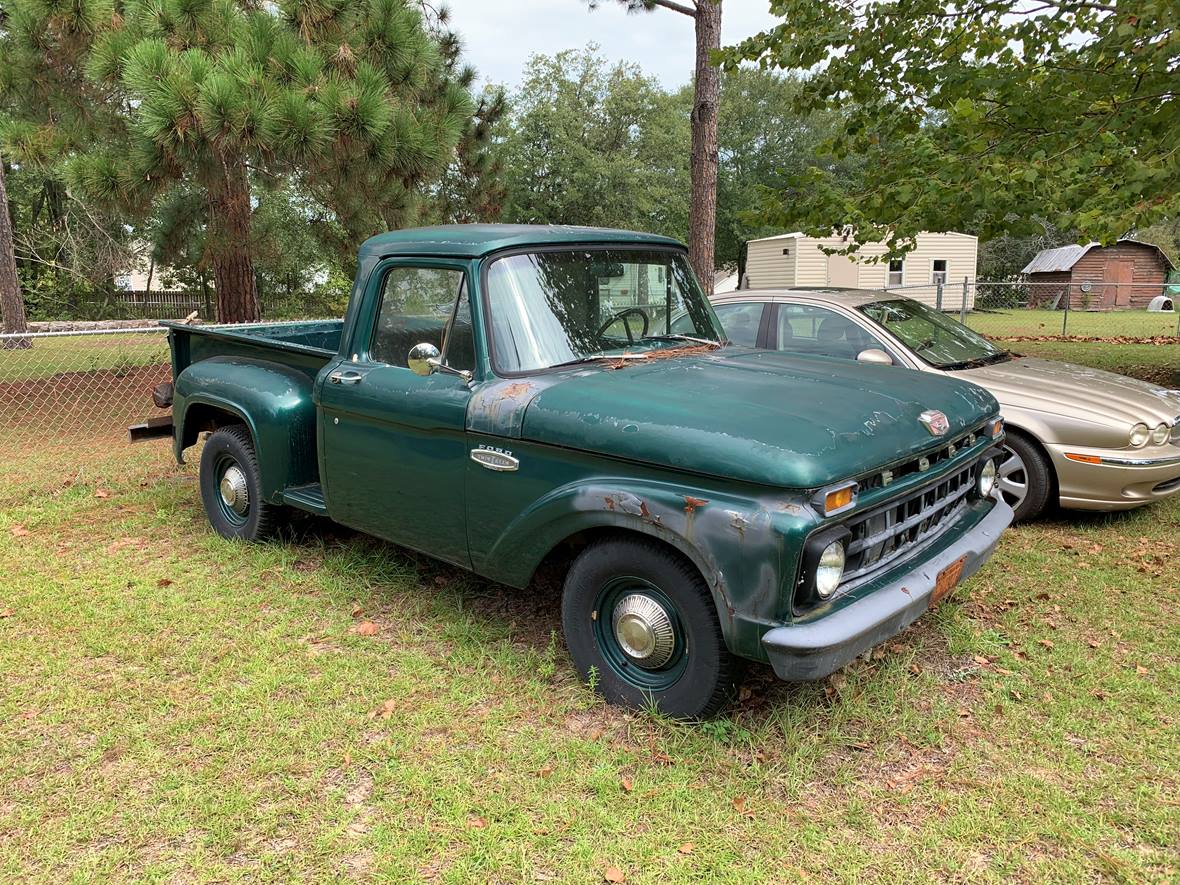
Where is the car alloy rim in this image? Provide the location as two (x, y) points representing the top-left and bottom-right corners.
(996, 445), (1028, 510)
(215, 456), (250, 524)
(592, 577), (688, 691)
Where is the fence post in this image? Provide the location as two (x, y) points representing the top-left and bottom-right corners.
(936, 279), (943, 311)
(960, 277), (968, 325)
(1062, 287), (1070, 336)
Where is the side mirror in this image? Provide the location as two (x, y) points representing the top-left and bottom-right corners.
(407, 342), (474, 384)
(408, 342), (440, 376)
(857, 348), (893, 365)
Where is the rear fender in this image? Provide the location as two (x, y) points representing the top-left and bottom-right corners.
(173, 356), (319, 502)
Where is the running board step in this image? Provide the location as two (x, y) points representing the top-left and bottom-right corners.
(283, 483), (328, 516)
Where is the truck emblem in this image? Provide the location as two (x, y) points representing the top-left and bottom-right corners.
(471, 447), (519, 472)
(918, 456), (931, 472)
(919, 409), (950, 436)
(881, 469), (893, 487)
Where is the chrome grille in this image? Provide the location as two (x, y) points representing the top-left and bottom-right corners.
(840, 461), (979, 588)
(858, 424), (986, 492)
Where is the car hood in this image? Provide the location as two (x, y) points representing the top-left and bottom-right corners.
(515, 350), (997, 490)
(953, 357), (1180, 427)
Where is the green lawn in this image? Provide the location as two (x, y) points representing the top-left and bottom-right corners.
(0, 333), (169, 382)
(1, 440), (1177, 881)
(966, 308), (1180, 339)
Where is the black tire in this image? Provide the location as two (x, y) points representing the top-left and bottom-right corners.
(561, 535), (742, 719)
(997, 431), (1053, 522)
(199, 425), (282, 541)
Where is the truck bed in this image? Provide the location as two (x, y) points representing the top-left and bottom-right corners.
(164, 319), (343, 382)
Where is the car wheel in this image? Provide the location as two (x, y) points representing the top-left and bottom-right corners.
(997, 432), (1052, 522)
(199, 425), (282, 541)
(561, 535), (742, 719)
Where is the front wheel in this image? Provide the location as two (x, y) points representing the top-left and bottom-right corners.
(199, 425), (282, 541)
(561, 536), (741, 719)
(997, 432), (1053, 522)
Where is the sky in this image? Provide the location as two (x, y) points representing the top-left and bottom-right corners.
(440, 0), (781, 90)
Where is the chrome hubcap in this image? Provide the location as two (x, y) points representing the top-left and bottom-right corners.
(219, 465), (250, 516)
(612, 594), (675, 668)
(997, 446), (1028, 510)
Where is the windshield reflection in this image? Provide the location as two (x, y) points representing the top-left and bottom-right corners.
(858, 298), (1008, 369)
(485, 249), (721, 373)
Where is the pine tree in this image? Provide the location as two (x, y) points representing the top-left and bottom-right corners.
(0, 151), (31, 346)
(590, 0), (722, 293)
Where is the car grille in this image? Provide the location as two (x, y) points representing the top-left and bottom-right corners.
(840, 459), (980, 589)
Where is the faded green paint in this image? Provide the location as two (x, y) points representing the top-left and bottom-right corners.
(164, 224), (1007, 667)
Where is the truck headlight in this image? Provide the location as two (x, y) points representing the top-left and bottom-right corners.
(815, 541), (846, 599)
(1150, 423), (1169, 446)
(1129, 423), (1150, 447)
(977, 458), (997, 498)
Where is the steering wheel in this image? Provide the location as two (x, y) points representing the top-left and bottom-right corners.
(596, 307), (650, 344)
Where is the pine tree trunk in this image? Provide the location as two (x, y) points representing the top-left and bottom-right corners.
(206, 157), (260, 324)
(0, 154), (31, 349)
(688, 0), (722, 295)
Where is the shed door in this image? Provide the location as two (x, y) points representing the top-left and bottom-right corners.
(1104, 260), (1133, 307)
(826, 253), (859, 287)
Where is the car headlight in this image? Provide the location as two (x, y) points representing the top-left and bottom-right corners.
(1129, 423), (1150, 447)
(977, 458), (997, 498)
(1150, 423), (1170, 446)
(815, 541), (846, 599)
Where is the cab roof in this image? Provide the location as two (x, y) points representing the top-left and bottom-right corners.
(358, 224), (685, 260)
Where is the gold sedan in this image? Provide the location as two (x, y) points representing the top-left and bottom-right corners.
(702, 289), (1180, 521)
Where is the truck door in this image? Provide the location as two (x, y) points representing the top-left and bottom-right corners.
(317, 261), (474, 567)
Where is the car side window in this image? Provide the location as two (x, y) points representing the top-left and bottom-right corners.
(714, 302), (764, 347)
(370, 267), (472, 371)
(777, 304), (887, 360)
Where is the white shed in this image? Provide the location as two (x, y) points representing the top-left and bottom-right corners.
(742, 231), (979, 308)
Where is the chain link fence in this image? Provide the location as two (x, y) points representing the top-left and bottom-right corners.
(0, 327), (171, 451)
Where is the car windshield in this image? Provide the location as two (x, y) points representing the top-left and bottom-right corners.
(484, 248), (722, 373)
(858, 298), (1009, 369)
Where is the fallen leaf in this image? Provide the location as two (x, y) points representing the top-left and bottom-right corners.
(368, 699), (397, 720)
(1135, 664), (1149, 676)
(351, 603), (364, 618)
(1038, 638), (1055, 650)
(678, 842), (694, 855)
(620, 777), (634, 793)
(732, 796), (748, 813)
(157, 578), (173, 588)
(0, 608), (12, 618)
(467, 816), (487, 829)
(94, 488), (112, 499)
(972, 655), (991, 666)
(353, 621), (380, 637)
(9, 525), (29, 537)
(537, 765), (554, 778)
(1087, 639), (1100, 649)
(604, 867), (625, 883)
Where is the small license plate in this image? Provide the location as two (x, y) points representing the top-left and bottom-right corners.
(931, 555), (967, 606)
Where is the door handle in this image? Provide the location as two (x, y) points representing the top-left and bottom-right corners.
(328, 369), (364, 385)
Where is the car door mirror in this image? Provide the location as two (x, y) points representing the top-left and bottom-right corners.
(408, 342), (441, 376)
(857, 348), (893, 365)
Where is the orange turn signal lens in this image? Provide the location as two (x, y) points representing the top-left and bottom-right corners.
(1064, 453), (1102, 464)
(989, 418), (1004, 439)
(825, 486), (855, 513)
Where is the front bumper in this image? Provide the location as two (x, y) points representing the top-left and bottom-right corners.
(761, 497), (1013, 681)
(1048, 443), (1180, 511)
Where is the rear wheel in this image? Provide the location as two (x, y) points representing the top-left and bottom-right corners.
(561, 536), (741, 719)
(997, 432), (1053, 522)
(199, 425), (282, 541)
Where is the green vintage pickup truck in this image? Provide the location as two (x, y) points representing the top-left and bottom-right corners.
(139, 225), (1013, 717)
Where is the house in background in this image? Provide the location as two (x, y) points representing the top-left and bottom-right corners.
(736, 230), (979, 308)
(1020, 239), (1173, 310)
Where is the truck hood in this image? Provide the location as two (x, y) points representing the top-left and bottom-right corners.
(510, 350), (997, 490)
(953, 357), (1180, 427)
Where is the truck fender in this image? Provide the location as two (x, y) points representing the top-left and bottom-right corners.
(478, 479), (817, 651)
(173, 356), (319, 502)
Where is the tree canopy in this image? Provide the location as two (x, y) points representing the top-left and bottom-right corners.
(723, 0), (1179, 254)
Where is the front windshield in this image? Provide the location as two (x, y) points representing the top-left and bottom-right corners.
(485, 249), (721, 373)
(858, 298), (1008, 369)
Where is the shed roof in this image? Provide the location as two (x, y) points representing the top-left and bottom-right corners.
(359, 224), (683, 260)
(1022, 239), (1176, 274)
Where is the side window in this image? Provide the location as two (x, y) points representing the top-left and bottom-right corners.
(713, 302), (764, 346)
(931, 259), (948, 285)
(887, 258), (904, 287)
(371, 267), (468, 369)
(777, 304), (887, 360)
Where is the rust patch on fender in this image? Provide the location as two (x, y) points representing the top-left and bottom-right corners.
(498, 382), (534, 399)
(683, 495), (708, 514)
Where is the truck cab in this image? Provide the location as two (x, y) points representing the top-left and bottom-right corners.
(153, 225), (1013, 718)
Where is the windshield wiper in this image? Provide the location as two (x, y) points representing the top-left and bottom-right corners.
(640, 334), (722, 347)
(548, 353), (649, 369)
(942, 351), (1012, 371)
